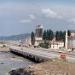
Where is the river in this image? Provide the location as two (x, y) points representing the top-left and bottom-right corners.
(0, 51), (34, 75)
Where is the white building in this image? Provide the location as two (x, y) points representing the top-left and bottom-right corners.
(70, 30), (75, 37)
(50, 41), (64, 49)
(68, 37), (75, 49)
(35, 37), (43, 46)
(68, 31), (75, 50)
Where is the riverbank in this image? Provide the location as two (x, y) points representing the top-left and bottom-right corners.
(0, 51), (34, 75)
(9, 60), (75, 75)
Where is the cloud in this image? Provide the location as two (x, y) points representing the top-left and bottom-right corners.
(20, 14), (36, 23)
(41, 8), (62, 19)
(68, 18), (75, 24)
(20, 19), (31, 23)
(29, 14), (36, 19)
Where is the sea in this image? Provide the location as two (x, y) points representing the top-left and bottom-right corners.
(0, 51), (34, 75)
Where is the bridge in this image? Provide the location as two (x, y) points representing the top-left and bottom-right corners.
(10, 46), (60, 62)
(10, 46), (75, 63)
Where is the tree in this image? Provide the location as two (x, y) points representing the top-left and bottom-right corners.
(55, 31), (59, 41)
(68, 30), (71, 36)
(62, 31), (66, 47)
(43, 30), (47, 40)
(39, 41), (49, 49)
(47, 29), (54, 41)
(31, 32), (35, 45)
(43, 29), (54, 41)
(55, 31), (65, 41)
(59, 31), (64, 40)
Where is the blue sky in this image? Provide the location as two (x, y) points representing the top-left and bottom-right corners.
(0, 0), (75, 36)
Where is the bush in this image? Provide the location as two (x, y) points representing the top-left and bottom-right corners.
(39, 41), (49, 49)
(3, 45), (6, 47)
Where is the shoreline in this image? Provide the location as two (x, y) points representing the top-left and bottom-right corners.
(0, 48), (34, 75)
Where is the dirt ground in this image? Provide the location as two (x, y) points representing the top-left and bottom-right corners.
(0, 47), (9, 52)
(10, 60), (75, 75)
(25, 61), (75, 75)
(26, 60), (75, 75)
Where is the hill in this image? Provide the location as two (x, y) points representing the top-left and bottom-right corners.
(0, 33), (30, 40)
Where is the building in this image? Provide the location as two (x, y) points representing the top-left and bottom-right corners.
(68, 30), (75, 50)
(35, 25), (43, 37)
(68, 37), (75, 50)
(68, 30), (75, 49)
(50, 38), (64, 49)
(70, 30), (75, 37)
(35, 37), (43, 46)
(50, 42), (64, 49)
(35, 25), (43, 46)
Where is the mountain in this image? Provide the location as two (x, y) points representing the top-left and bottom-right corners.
(0, 33), (30, 40)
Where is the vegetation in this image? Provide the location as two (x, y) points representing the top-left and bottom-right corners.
(43, 30), (71, 41)
(68, 30), (71, 36)
(43, 29), (54, 41)
(31, 32), (35, 45)
(39, 41), (49, 49)
(3, 45), (6, 47)
(55, 31), (65, 41)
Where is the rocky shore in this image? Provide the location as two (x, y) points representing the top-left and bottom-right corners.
(9, 60), (75, 75)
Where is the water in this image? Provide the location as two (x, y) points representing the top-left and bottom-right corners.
(0, 51), (34, 75)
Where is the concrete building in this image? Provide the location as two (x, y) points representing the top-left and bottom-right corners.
(70, 30), (75, 37)
(50, 38), (64, 49)
(35, 25), (43, 37)
(50, 42), (64, 49)
(35, 25), (43, 46)
(35, 37), (43, 46)
(68, 37), (75, 50)
(68, 30), (75, 50)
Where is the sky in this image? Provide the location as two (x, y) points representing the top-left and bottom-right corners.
(0, 0), (75, 36)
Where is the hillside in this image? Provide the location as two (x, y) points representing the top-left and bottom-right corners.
(0, 33), (30, 40)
